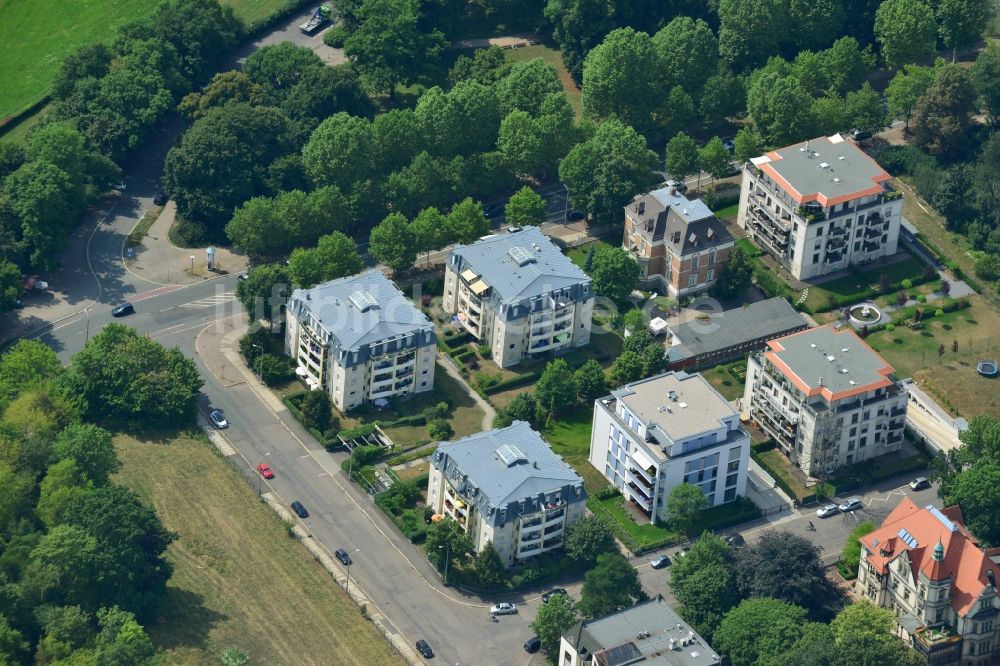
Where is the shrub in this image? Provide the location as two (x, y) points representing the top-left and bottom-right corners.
(323, 25), (347, 47)
(300, 390), (334, 432)
(169, 219), (209, 247)
(917, 294), (927, 303)
(886, 323), (896, 331)
(339, 424), (378, 441)
(477, 343), (492, 358)
(257, 353), (294, 386)
(482, 369), (544, 395)
(593, 486), (622, 501)
(935, 308), (944, 317)
(901, 279), (912, 289)
(427, 419), (453, 440)
(473, 371), (501, 390)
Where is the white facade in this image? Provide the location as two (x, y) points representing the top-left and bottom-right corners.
(426, 422), (587, 567)
(284, 271), (437, 412)
(589, 372), (750, 522)
(742, 326), (907, 476)
(737, 134), (904, 281)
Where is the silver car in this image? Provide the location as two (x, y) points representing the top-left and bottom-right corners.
(490, 602), (517, 615)
(839, 497), (863, 512)
(816, 504), (840, 518)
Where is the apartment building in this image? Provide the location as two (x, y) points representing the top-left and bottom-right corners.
(559, 595), (720, 666)
(443, 226), (593, 368)
(742, 325), (907, 476)
(284, 270), (436, 411)
(623, 186), (734, 297)
(856, 497), (1000, 666)
(737, 133), (904, 281)
(426, 421), (586, 567)
(589, 371), (750, 522)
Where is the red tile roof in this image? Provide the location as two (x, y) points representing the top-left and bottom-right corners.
(862, 497), (1000, 616)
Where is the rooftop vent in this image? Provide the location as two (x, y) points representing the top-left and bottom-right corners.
(349, 290), (378, 311)
(678, 402), (688, 409)
(819, 162), (830, 169)
(638, 201), (646, 214)
(833, 178), (841, 184)
(507, 246), (536, 266)
(668, 390), (679, 402)
(496, 444), (527, 467)
(827, 355), (836, 362)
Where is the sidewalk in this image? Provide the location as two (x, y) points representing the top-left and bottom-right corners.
(437, 352), (496, 430)
(125, 202), (248, 285)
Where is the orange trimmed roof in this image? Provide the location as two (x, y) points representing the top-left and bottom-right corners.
(752, 134), (892, 207)
(763, 325), (895, 402)
(862, 497), (1000, 617)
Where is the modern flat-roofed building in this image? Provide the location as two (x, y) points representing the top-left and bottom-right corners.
(666, 297), (808, 371)
(559, 595), (720, 666)
(742, 325), (907, 476)
(427, 421), (586, 567)
(856, 497), (1000, 666)
(589, 371), (750, 522)
(623, 186), (734, 298)
(284, 270), (436, 411)
(442, 227), (594, 368)
(737, 133), (903, 280)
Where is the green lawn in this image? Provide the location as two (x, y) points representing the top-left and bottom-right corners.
(802, 253), (929, 312)
(703, 360), (747, 402)
(757, 448), (812, 501)
(566, 240), (614, 269)
(543, 411), (607, 494)
(505, 44), (582, 122)
(0, 0), (296, 126)
(713, 203), (739, 220)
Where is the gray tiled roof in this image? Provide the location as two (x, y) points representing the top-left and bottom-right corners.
(754, 134), (890, 203)
(669, 297), (807, 362)
(287, 269), (434, 355)
(431, 421), (585, 526)
(767, 325), (894, 396)
(626, 187), (732, 256)
(448, 227), (591, 305)
(562, 595), (720, 666)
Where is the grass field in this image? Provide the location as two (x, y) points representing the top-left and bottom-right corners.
(114, 431), (404, 666)
(505, 44), (582, 122)
(703, 359), (747, 402)
(542, 411), (607, 493)
(0, 0), (296, 126)
(566, 239), (613, 269)
(802, 254), (928, 312)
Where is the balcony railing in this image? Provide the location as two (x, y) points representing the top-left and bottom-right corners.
(542, 536), (563, 549)
(544, 508), (565, 522)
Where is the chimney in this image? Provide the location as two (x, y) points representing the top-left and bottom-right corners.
(988, 570), (996, 588)
(818, 376), (823, 386)
(638, 201), (645, 214)
(668, 186), (676, 196)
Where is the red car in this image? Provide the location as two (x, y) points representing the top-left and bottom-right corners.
(257, 463), (275, 479)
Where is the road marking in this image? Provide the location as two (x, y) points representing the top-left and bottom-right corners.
(177, 292), (237, 308)
(300, 454), (311, 459)
(318, 472), (329, 478)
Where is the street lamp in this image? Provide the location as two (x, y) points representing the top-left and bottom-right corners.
(257, 451), (271, 496)
(347, 443), (356, 481)
(189, 255), (195, 273)
(344, 548), (361, 598)
(438, 544), (450, 585)
(251, 343), (263, 381)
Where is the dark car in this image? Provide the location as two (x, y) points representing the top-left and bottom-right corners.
(850, 128), (872, 141)
(567, 210), (585, 221)
(722, 137), (735, 152)
(650, 554), (670, 569)
(725, 534), (746, 547)
(111, 302), (134, 317)
(290, 501), (308, 518)
(153, 193), (168, 206)
(542, 588), (567, 603)
(415, 639), (434, 658)
(524, 636), (541, 653)
(335, 548), (353, 566)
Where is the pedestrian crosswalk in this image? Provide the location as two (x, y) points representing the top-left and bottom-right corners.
(177, 291), (237, 309)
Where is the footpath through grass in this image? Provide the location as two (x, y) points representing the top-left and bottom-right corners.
(114, 432), (404, 666)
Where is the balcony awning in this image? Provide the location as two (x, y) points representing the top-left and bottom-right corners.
(460, 268), (478, 282)
(469, 279), (490, 296)
(898, 613), (923, 636)
(631, 446), (657, 473)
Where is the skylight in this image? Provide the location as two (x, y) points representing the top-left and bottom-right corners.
(496, 444), (527, 466)
(507, 246), (535, 266)
(349, 290), (379, 312)
(898, 528), (919, 549)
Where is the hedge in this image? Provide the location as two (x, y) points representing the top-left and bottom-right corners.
(283, 391), (340, 448)
(482, 369), (544, 395)
(443, 332), (472, 349)
(378, 414), (427, 428)
(339, 424), (378, 441)
(386, 443), (436, 466)
(698, 497), (762, 532)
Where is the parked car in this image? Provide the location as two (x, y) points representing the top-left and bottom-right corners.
(237, 272), (249, 281)
(115, 181), (126, 192)
(722, 137), (735, 152)
(816, 504), (840, 518)
(650, 555), (671, 569)
(725, 534), (746, 547)
(209, 410), (228, 429)
(490, 602), (517, 615)
(665, 179), (688, 194)
(839, 497), (863, 512)
(850, 128), (871, 141)
(153, 192), (168, 206)
(335, 548), (353, 566)
(415, 639), (434, 658)
(257, 463), (274, 479)
(910, 477), (931, 490)
(567, 210), (585, 221)
(542, 588), (567, 603)
(111, 302), (134, 317)
(290, 501), (308, 518)
(524, 636), (541, 653)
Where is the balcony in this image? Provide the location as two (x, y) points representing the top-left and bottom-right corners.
(542, 536), (563, 549)
(395, 367), (414, 379)
(544, 507), (565, 522)
(864, 227), (882, 239)
(627, 480), (653, 501)
(372, 372), (393, 384)
(913, 625), (961, 654)
(826, 235), (846, 249)
(519, 542), (541, 554)
(862, 241), (881, 253)
(521, 517), (542, 529)
(520, 530), (542, 544)
(629, 462), (654, 486)
(890, 408), (906, 418)
(374, 359), (393, 370)
(543, 523), (563, 536)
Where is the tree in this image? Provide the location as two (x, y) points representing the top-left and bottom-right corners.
(972, 43), (1000, 128)
(371, 109), (423, 173)
(609, 351), (644, 385)
(699, 70), (747, 128)
(243, 42), (324, 98)
(935, 163), (977, 227)
(668, 533), (739, 639)
(713, 598), (807, 666)
(0, 260), (20, 313)
(53, 423), (120, 484)
(821, 37), (877, 95)
(92, 606), (157, 665)
(52, 42), (112, 99)
(952, 339), (959, 353)
(747, 75), (817, 145)
(935, 0), (985, 62)
(830, 600), (894, 644)
(911, 64), (978, 159)
(0, 339), (63, 407)
(493, 392), (542, 429)
(236, 263), (290, 323)
(287, 232), (364, 287)
(536, 359), (579, 417)
(699, 137), (732, 187)
(588, 246), (640, 303)
(544, 0), (616, 82)
(36, 459), (92, 528)
(496, 58), (563, 116)
(424, 518), (473, 572)
(343, 0), (446, 96)
(941, 461), (1000, 545)
(665, 133), (700, 184)
(410, 206), (449, 260)
(0, 614), (29, 664)
(177, 71), (267, 120)
(367, 213), (416, 274)
(874, 0), (937, 70)
(559, 119), (659, 224)
(652, 17), (718, 95)
(564, 514), (616, 564)
(473, 541), (506, 587)
(735, 530), (845, 621)
(448, 45), (511, 86)
(718, 0), (783, 72)
(4, 160), (77, 268)
(22, 524), (101, 610)
(845, 82), (887, 134)
(4, 387), (81, 443)
(886, 64), (936, 131)
(733, 126), (763, 164)
(504, 187), (546, 227)
(427, 418), (453, 440)
(532, 593), (578, 655)
(300, 390), (333, 432)
(578, 552), (644, 618)
(68, 324), (203, 428)
(582, 28), (663, 133)
(446, 198), (489, 245)
(710, 246), (754, 300)
(665, 483), (709, 535)
(574, 360), (608, 404)
(302, 112), (374, 192)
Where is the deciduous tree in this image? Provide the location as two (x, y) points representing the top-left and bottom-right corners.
(935, 0), (985, 62)
(369, 213), (416, 273)
(886, 64), (936, 131)
(531, 593), (578, 655)
(536, 359), (579, 417)
(699, 137), (732, 186)
(666, 483), (709, 534)
(668, 533), (738, 639)
(713, 598), (807, 666)
(574, 360), (608, 404)
(718, 0), (783, 72)
(582, 28), (662, 132)
(578, 552), (644, 618)
(588, 246), (640, 303)
(710, 246), (754, 300)
(874, 0), (937, 70)
(665, 132), (700, 183)
(446, 198), (489, 245)
(652, 18), (718, 94)
(504, 187), (546, 226)
(911, 64), (978, 159)
(496, 58), (563, 116)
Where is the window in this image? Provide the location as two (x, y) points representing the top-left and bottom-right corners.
(692, 255), (700, 269)
(850, 427), (857, 436)
(422, 369), (428, 374)
(421, 381), (427, 387)
(816, 226), (824, 236)
(726, 472), (738, 487)
(706, 269), (715, 282)
(813, 253), (820, 264)
(688, 274), (697, 287)
(728, 460), (740, 473)
(852, 413), (859, 424)
(724, 487), (737, 502)
(708, 250), (716, 265)
(509, 343), (515, 349)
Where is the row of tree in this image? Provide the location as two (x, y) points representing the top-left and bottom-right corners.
(0, 333), (203, 663)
